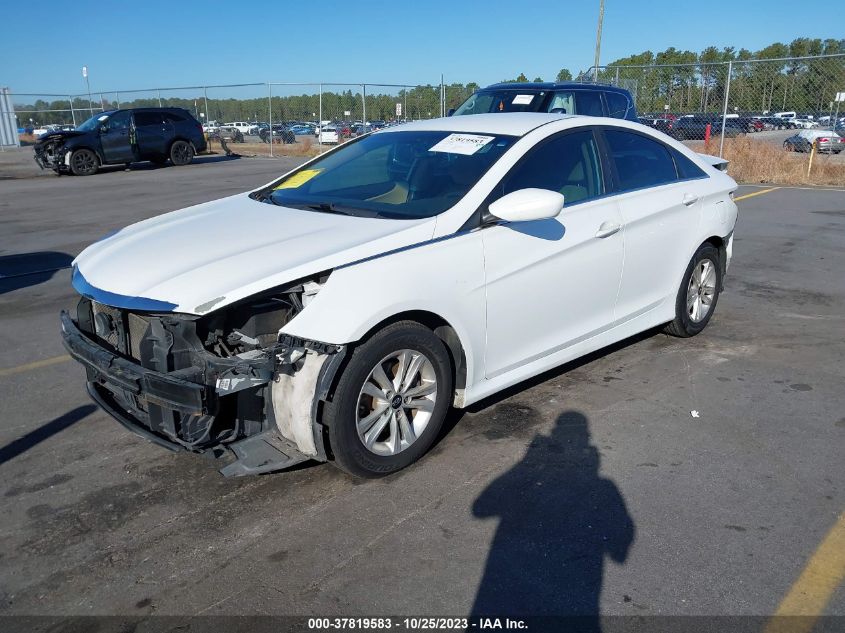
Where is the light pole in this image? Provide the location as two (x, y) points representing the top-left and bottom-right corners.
(82, 66), (93, 115)
(593, 0), (605, 82)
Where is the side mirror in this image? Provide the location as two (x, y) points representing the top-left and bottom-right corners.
(447, 108), (455, 117)
(99, 124), (108, 134)
(487, 188), (564, 223)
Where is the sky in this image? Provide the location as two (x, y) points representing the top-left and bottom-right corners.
(1, 0), (841, 96)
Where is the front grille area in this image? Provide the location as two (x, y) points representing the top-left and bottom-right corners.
(91, 301), (122, 350)
(127, 312), (151, 360)
(89, 301), (151, 362)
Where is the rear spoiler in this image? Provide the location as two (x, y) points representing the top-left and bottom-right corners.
(697, 153), (729, 172)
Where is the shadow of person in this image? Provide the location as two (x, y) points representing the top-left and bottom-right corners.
(470, 411), (634, 630)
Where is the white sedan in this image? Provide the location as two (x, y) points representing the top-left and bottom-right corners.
(61, 113), (738, 477)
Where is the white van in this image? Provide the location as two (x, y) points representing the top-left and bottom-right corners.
(773, 111), (797, 119)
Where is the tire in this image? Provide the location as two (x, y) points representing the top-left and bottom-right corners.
(324, 321), (453, 478)
(664, 243), (722, 338)
(170, 140), (194, 166)
(69, 148), (99, 176)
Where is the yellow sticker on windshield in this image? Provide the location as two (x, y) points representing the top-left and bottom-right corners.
(275, 169), (323, 189)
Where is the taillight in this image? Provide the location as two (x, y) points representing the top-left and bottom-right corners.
(819, 138), (829, 143)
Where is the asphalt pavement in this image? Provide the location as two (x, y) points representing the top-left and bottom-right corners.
(0, 156), (843, 621)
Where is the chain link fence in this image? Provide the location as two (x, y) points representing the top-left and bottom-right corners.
(586, 54), (845, 156)
(4, 55), (844, 160)
(0, 81), (449, 152)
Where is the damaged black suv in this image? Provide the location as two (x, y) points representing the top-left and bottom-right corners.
(34, 107), (207, 176)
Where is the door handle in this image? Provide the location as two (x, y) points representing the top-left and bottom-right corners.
(682, 193), (699, 206)
(595, 221), (621, 238)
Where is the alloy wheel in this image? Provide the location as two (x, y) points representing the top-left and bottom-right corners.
(356, 349), (437, 456)
(686, 259), (717, 323)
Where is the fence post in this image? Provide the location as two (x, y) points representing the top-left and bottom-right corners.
(116, 91), (121, 108)
(267, 82), (273, 158)
(440, 74), (445, 116)
(615, 66), (620, 86)
(318, 83), (322, 151)
(362, 84), (367, 126)
(157, 90), (162, 108)
(719, 60), (732, 159)
(69, 95), (76, 127)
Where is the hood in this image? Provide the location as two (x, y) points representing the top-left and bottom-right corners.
(73, 193), (436, 315)
(35, 130), (87, 145)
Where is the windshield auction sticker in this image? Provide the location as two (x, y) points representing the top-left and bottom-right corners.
(512, 94), (534, 105)
(429, 134), (495, 155)
(275, 168), (323, 189)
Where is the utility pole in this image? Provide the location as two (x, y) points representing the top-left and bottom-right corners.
(593, 0), (605, 82)
(82, 66), (93, 115)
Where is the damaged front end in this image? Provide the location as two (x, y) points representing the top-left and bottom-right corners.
(34, 134), (72, 173)
(60, 273), (344, 476)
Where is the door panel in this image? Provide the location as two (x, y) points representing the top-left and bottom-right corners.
(133, 111), (170, 157)
(483, 199), (624, 378)
(481, 128), (623, 378)
(100, 110), (134, 163)
(601, 128), (695, 321)
(614, 184), (696, 320)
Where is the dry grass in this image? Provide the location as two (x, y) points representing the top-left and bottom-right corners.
(697, 135), (845, 186)
(205, 136), (322, 159)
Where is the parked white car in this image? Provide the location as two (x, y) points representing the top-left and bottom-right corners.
(791, 118), (818, 129)
(319, 125), (339, 144)
(224, 121), (259, 135)
(202, 121), (220, 134)
(61, 113), (738, 478)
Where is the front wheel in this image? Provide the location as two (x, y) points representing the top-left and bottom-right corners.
(69, 148), (99, 176)
(664, 243), (722, 338)
(170, 140), (194, 166)
(324, 321), (453, 478)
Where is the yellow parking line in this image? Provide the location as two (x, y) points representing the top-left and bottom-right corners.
(734, 187), (781, 202)
(764, 510), (845, 633)
(0, 355), (70, 378)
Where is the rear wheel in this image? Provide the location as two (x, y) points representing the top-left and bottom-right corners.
(664, 243), (722, 338)
(324, 321), (452, 478)
(69, 149), (98, 176)
(170, 140), (194, 166)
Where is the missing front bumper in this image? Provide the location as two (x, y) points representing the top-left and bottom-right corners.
(60, 309), (342, 475)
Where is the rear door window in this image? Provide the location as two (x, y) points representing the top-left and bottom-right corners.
(574, 91), (604, 117)
(134, 111), (163, 127)
(547, 91), (576, 114)
(604, 129), (678, 191)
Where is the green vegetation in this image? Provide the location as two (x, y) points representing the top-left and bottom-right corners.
(601, 38), (845, 114)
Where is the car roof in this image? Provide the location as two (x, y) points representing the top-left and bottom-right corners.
(482, 81), (631, 95)
(381, 112), (584, 137)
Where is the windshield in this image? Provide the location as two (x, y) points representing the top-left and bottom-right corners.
(261, 130), (516, 219)
(453, 90), (546, 115)
(76, 112), (114, 132)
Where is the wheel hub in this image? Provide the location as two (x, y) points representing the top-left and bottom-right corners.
(355, 349), (437, 456)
